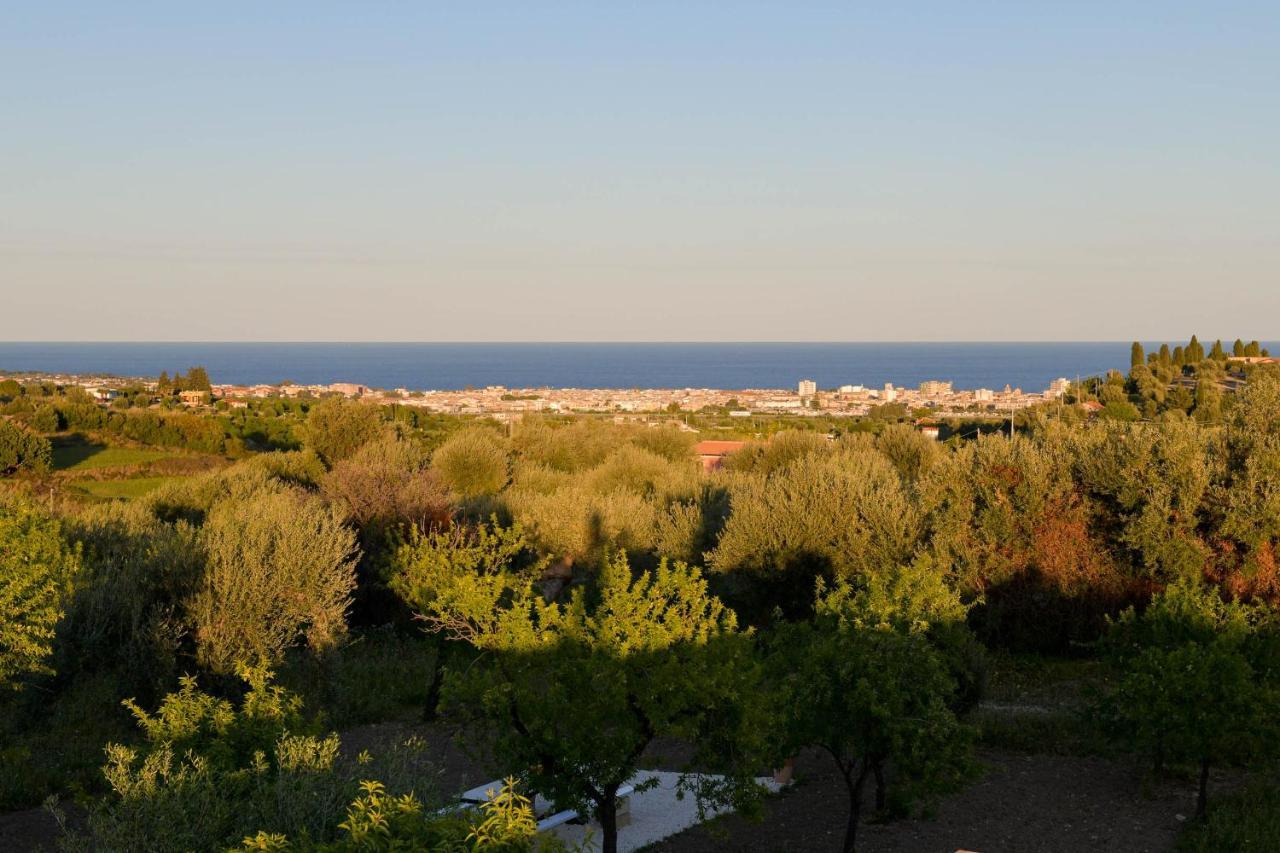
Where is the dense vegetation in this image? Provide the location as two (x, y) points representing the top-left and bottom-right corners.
(2, 355), (1280, 851)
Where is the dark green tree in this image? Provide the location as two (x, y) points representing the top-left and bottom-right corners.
(769, 578), (972, 853)
(0, 419), (52, 474)
(1193, 379), (1223, 424)
(1101, 583), (1279, 818)
(186, 366), (212, 392)
(1131, 341), (1145, 367)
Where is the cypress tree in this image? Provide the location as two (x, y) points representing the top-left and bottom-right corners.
(1188, 335), (1204, 363)
(1131, 342), (1145, 368)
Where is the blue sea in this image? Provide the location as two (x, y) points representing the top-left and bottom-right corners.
(0, 342), (1271, 393)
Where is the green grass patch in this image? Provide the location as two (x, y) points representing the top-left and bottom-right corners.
(73, 477), (174, 500)
(1177, 778), (1280, 851)
(52, 439), (180, 471)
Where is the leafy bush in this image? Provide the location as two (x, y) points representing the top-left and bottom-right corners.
(277, 629), (437, 728)
(432, 428), (509, 499)
(57, 667), (437, 853)
(59, 501), (202, 691)
(0, 491), (79, 689)
(0, 417), (52, 474)
(29, 404), (62, 433)
(322, 435), (451, 533)
(237, 778), (572, 851)
(302, 399), (386, 466)
(1176, 778), (1280, 852)
(190, 489), (358, 673)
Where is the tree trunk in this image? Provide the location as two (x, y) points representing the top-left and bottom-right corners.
(840, 761), (870, 853)
(599, 793), (619, 853)
(422, 640), (444, 721)
(873, 758), (887, 814)
(1196, 758), (1210, 820)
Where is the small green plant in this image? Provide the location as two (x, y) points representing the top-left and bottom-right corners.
(58, 666), (435, 852)
(236, 777), (572, 852)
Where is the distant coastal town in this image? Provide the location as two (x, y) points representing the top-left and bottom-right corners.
(0, 370), (1075, 419)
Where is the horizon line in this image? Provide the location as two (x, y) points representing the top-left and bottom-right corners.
(0, 339), (1250, 347)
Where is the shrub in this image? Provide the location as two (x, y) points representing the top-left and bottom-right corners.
(0, 491), (79, 689)
(0, 417), (52, 474)
(236, 778), (571, 851)
(302, 399), (386, 466)
(29, 404), (62, 433)
(432, 427), (509, 499)
(190, 489), (358, 673)
(57, 667), (436, 853)
(58, 502), (203, 692)
(321, 435), (450, 532)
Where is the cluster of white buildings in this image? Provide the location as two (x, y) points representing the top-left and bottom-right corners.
(4, 369), (1072, 419)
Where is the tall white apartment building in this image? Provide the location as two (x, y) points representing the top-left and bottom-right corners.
(798, 379), (817, 397)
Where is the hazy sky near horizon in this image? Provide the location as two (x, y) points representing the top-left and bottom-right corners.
(2, 3), (1277, 342)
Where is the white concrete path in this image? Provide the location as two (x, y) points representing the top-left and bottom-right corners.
(551, 771), (781, 853)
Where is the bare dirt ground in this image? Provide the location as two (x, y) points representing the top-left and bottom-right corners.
(0, 731), (1199, 853)
(0, 806), (63, 853)
(642, 748), (1194, 853)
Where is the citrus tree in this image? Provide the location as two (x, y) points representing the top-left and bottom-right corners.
(767, 575), (973, 853)
(1101, 581), (1280, 817)
(396, 540), (767, 853)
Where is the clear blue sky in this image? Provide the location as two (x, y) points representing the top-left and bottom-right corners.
(2, 3), (1277, 341)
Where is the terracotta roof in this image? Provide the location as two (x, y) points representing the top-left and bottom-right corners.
(695, 440), (748, 456)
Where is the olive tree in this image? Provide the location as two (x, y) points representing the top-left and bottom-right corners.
(431, 427), (510, 499)
(710, 446), (922, 622)
(301, 398), (386, 466)
(189, 489), (358, 673)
